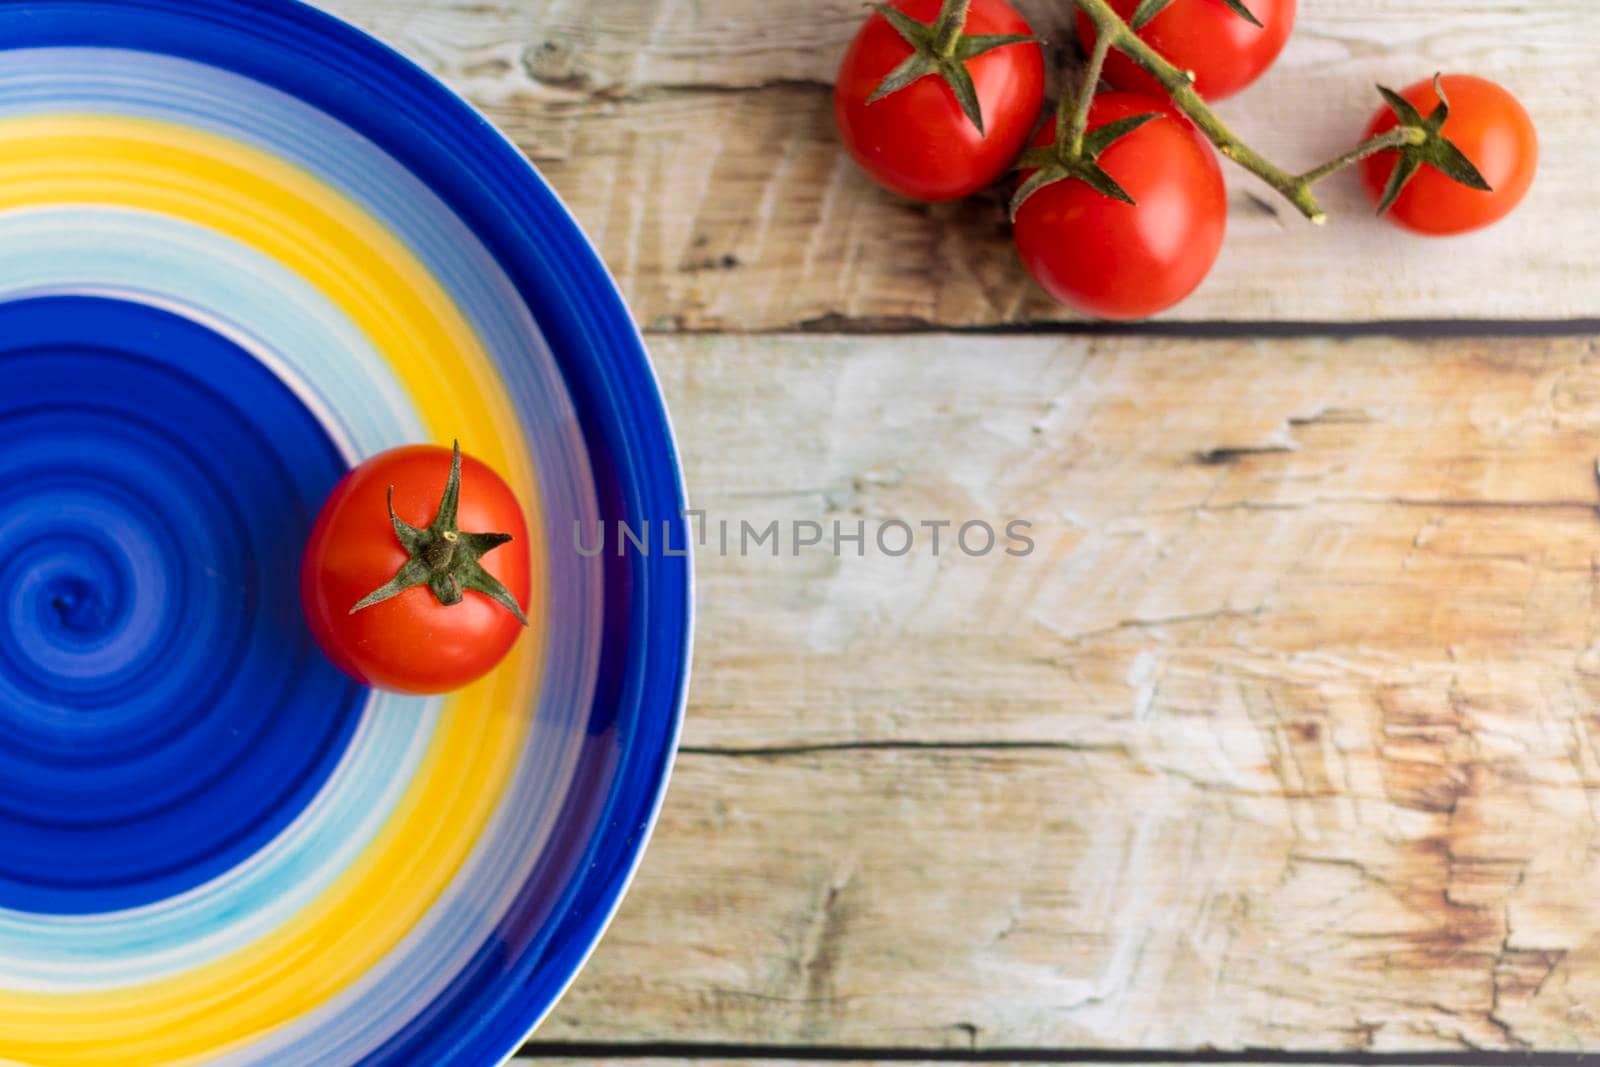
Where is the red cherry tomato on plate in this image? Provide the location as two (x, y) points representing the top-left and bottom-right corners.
(301, 442), (531, 695)
(1360, 73), (1537, 236)
(1013, 93), (1226, 320)
(834, 0), (1044, 201)
(1076, 0), (1297, 101)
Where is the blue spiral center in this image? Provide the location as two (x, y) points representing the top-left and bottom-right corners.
(0, 296), (363, 914)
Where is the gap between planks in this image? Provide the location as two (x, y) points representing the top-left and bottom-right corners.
(514, 1042), (1600, 1064)
(640, 318), (1600, 340)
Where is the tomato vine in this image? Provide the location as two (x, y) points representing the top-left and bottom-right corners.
(1065, 0), (1488, 223)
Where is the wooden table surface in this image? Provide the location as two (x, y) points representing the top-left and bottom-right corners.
(324, 0), (1600, 1061)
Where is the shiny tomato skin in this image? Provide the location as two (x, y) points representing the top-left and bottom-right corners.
(1360, 74), (1537, 236)
(1013, 93), (1226, 320)
(300, 445), (531, 695)
(1076, 0), (1297, 101)
(834, 0), (1044, 201)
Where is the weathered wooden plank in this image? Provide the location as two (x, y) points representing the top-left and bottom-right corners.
(322, 0), (1594, 327)
(656, 332), (1600, 750)
(526, 332), (1600, 1051)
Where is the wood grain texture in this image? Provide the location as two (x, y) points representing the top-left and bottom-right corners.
(515, 331), (1600, 1052)
(318, 0), (1594, 328)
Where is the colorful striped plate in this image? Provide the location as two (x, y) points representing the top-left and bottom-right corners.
(0, 1), (691, 1063)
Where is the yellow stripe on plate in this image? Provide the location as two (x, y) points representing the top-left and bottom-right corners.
(0, 115), (545, 1065)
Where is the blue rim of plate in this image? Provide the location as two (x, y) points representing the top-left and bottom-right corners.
(0, 0), (693, 1062)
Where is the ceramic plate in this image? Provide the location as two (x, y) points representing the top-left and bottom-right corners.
(0, 1), (690, 1062)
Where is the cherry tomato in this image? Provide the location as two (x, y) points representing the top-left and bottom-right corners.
(1013, 93), (1226, 320)
(301, 443), (531, 695)
(1076, 0), (1297, 101)
(834, 0), (1044, 201)
(1359, 74), (1537, 236)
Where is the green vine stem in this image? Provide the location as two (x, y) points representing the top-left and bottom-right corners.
(1071, 0), (1426, 224)
(932, 0), (970, 54)
(1297, 126), (1426, 186)
(1066, 28), (1114, 156)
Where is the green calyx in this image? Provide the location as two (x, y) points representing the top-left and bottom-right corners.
(866, 0), (1034, 134)
(1009, 88), (1161, 219)
(1373, 74), (1492, 215)
(349, 439), (528, 626)
(1130, 0), (1260, 30)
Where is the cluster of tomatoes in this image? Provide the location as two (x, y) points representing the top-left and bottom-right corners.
(833, 0), (1538, 319)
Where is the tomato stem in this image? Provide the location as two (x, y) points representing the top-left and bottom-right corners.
(1066, 29), (1114, 158)
(933, 0), (972, 56)
(1011, 96), (1161, 219)
(867, 0), (1033, 135)
(348, 440), (529, 625)
(1298, 126), (1427, 186)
